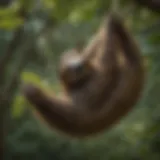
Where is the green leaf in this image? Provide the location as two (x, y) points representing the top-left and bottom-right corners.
(21, 71), (42, 86)
(0, 17), (23, 30)
(11, 95), (26, 118)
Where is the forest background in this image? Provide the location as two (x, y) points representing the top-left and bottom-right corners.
(0, 0), (160, 160)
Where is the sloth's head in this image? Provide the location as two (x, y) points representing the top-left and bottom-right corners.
(58, 49), (93, 89)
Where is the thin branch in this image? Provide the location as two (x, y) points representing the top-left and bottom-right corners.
(0, 6), (28, 89)
(133, 0), (160, 12)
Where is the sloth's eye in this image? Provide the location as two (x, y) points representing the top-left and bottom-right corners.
(73, 64), (84, 73)
(67, 64), (84, 76)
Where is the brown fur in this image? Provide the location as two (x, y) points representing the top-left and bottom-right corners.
(22, 13), (145, 138)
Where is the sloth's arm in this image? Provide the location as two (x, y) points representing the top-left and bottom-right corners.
(81, 17), (110, 61)
(99, 15), (119, 69)
(83, 15), (118, 73)
(22, 84), (83, 135)
(82, 31), (101, 61)
(111, 14), (143, 66)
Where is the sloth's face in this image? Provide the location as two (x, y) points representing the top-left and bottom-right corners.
(59, 51), (92, 88)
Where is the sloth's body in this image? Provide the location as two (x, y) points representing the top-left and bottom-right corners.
(23, 13), (145, 138)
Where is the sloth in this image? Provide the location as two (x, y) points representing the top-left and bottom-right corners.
(22, 13), (145, 138)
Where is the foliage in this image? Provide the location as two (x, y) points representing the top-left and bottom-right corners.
(0, 0), (159, 160)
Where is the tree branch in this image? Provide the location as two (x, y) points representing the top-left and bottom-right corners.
(133, 0), (160, 12)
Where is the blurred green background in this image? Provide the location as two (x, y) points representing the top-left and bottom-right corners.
(0, 0), (160, 159)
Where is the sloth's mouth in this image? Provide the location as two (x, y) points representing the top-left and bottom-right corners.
(68, 73), (93, 91)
